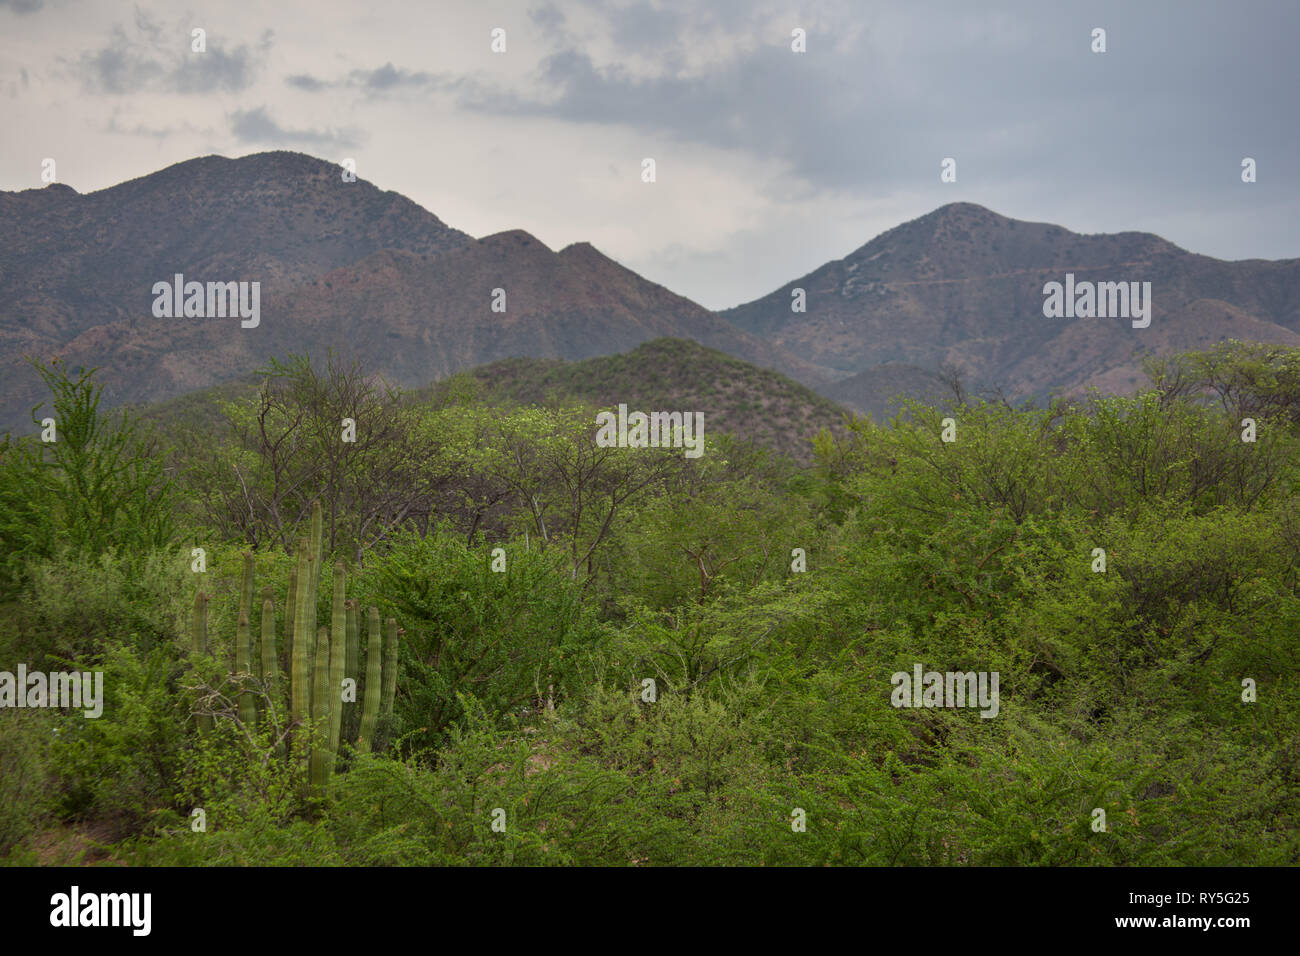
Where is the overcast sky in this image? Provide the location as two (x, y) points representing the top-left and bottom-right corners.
(2, 0), (1296, 310)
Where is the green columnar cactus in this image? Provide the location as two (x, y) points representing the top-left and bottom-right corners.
(258, 586), (275, 688)
(381, 616), (399, 720)
(358, 606), (383, 753)
(284, 563), (297, 678)
(183, 504), (399, 789)
(328, 562), (347, 755)
(191, 591), (213, 735)
(305, 504), (322, 701)
(291, 537), (313, 758)
(310, 625), (332, 792)
(259, 588), (284, 756)
(344, 599), (360, 741)
(235, 610), (258, 728)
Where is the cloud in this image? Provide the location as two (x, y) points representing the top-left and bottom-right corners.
(286, 72), (328, 91)
(347, 62), (440, 92)
(79, 26), (165, 94)
(76, 19), (265, 94)
(0, 0), (43, 13)
(451, 0), (1300, 205)
(103, 110), (208, 141)
(528, 2), (566, 35)
(171, 44), (258, 94)
(284, 61), (465, 98)
(229, 106), (359, 148)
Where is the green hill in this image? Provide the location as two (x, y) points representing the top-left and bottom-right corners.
(435, 337), (850, 463)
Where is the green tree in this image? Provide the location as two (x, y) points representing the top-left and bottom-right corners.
(0, 359), (176, 597)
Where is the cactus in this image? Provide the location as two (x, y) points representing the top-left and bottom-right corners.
(258, 587), (286, 757)
(304, 504), (322, 699)
(283, 563), (297, 677)
(258, 586), (276, 693)
(382, 616), (399, 721)
(291, 537), (313, 760)
(186, 503), (401, 798)
(328, 562), (347, 755)
(307, 501), (324, 666)
(235, 610), (258, 728)
(191, 591), (213, 735)
(310, 625), (332, 793)
(358, 606), (383, 753)
(344, 599), (360, 741)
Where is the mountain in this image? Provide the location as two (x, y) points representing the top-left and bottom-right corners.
(722, 201), (1300, 407)
(0, 152), (818, 433)
(819, 363), (950, 420)
(257, 230), (829, 390)
(0, 152), (472, 430)
(7, 159), (1299, 430)
(444, 337), (849, 462)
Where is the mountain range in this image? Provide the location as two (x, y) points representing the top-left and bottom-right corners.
(2, 150), (1297, 433)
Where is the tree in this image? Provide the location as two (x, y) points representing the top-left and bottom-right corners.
(0, 359), (176, 596)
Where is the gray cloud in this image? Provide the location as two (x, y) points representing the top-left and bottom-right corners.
(426, 0), (1300, 280)
(104, 110), (207, 140)
(347, 62), (439, 91)
(455, 2), (1295, 199)
(77, 20), (265, 94)
(80, 26), (164, 94)
(528, 2), (566, 35)
(0, 0), (43, 13)
(284, 61), (465, 98)
(230, 106), (359, 148)
(606, 0), (685, 55)
(171, 44), (257, 93)
(286, 72), (328, 91)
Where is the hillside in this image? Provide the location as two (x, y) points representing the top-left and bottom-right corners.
(0, 152), (821, 434)
(8, 163), (1300, 431)
(441, 337), (849, 463)
(724, 202), (1300, 405)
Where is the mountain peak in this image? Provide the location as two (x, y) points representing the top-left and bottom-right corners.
(479, 229), (551, 251)
(926, 201), (1002, 219)
(558, 241), (616, 267)
(0, 181), (79, 201)
(722, 200), (1300, 395)
(888, 201), (1013, 239)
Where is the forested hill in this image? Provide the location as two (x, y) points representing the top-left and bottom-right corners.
(134, 338), (853, 466)
(431, 338), (851, 463)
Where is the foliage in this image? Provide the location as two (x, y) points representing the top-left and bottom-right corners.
(4, 341), (1298, 866)
(0, 359), (177, 598)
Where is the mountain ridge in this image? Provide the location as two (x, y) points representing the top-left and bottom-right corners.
(4, 153), (1299, 429)
(721, 200), (1300, 404)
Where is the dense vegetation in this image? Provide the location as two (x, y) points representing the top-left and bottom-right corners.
(1, 341), (1297, 866)
(445, 337), (849, 463)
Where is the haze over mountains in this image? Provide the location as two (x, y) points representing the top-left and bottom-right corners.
(2, 150), (1298, 433)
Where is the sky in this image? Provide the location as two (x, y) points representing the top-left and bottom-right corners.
(1, 0), (1297, 310)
